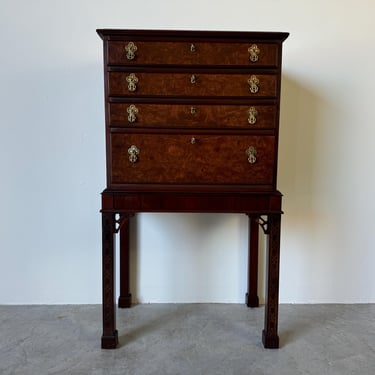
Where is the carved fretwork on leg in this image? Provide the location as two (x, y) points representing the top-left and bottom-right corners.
(246, 215), (259, 308)
(262, 213), (281, 349)
(257, 216), (269, 235)
(101, 212), (118, 349)
(118, 213), (133, 308)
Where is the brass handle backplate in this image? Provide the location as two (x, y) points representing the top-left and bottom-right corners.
(127, 104), (138, 123)
(190, 74), (197, 84)
(248, 44), (260, 62)
(248, 107), (258, 125)
(128, 145), (140, 163)
(126, 73), (138, 92)
(125, 42), (137, 60)
(247, 75), (259, 94)
(246, 146), (257, 164)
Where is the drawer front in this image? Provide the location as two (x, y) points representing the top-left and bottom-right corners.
(108, 41), (278, 67)
(108, 72), (276, 97)
(111, 133), (275, 185)
(109, 103), (277, 129)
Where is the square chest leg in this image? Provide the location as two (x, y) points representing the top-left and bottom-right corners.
(262, 213), (281, 349)
(101, 212), (118, 349)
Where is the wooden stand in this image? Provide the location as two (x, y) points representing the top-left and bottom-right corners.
(101, 190), (282, 349)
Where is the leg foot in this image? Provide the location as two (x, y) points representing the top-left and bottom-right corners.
(246, 292), (259, 308)
(262, 330), (279, 349)
(101, 330), (119, 349)
(118, 294), (132, 308)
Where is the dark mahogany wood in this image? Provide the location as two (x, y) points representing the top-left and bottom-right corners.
(105, 191), (283, 213)
(246, 215), (260, 307)
(262, 213), (282, 348)
(101, 212), (118, 349)
(101, 191), (283, 350)
(118, 213), (132, 308)
(97, 29), (288, 350)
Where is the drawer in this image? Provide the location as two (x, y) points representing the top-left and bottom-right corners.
(109, 103), (277, 129)
(108, 72), (277, 97)
(108, 41), (278, 67)
(111, 133), (275, 185)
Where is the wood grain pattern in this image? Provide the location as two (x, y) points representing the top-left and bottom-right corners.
(108, 191), (283, 213)
(108, 72), (277, 97)
(107, 41), (278, 67)
(111, 133), (275, 185)
(109, 103), (277, 129)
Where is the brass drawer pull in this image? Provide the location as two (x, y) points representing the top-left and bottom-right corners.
(246, 146), (257, 164)
(247, 75), (259, 94)
(248, 107), (258, 124)
(127, 104), (138, 123)
(125, 42), (137, 60)
(190, 107), (196, 114)
(128, 145), (139, 163)
(126, 73), (138, 92)
(248, 44), (260, 62)
(190, 74), (197, 84)
(190, 43), (196, 52)
(191, 137), (196, 144)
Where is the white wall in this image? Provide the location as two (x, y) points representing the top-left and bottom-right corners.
(1, 0), (375, 304)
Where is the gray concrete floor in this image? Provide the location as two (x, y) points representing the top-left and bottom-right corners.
(0, 304), (374, 375)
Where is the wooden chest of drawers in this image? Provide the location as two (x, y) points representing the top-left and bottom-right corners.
(97, 29), (288, 350)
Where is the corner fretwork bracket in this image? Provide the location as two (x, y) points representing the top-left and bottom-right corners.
(114, 213), (134, 233)
(257, 216), (269, 235)
(245, 214), (269, 235)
